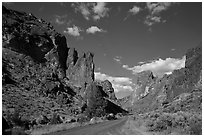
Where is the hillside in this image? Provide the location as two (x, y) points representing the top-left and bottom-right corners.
(118, 44), (202, 134)
(2, 6), (127, 134)
(120, 45), (202, 113)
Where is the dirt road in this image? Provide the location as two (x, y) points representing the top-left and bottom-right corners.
(47, 117), (143, 135)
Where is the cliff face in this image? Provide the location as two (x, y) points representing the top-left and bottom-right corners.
(66, 51), (95, 88)
(121, 45), (202, 113)
(2, 6), (125, 126)
(2, 5), (95, 89)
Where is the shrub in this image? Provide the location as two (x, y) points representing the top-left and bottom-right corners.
(50, 113), (63, 124)
(145, 111), (202, 134)
(4, 109), (31, 134)
(188, 114), (202, 135)
(77, 114), (90, 124)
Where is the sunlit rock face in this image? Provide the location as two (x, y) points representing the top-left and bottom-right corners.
(120, 45), (202, 114)
(66, 51), (95, 88)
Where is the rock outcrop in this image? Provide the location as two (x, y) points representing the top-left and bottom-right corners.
(84, 82), (128, 118)
(97, 80), (117, 100)
(2, 6), (124, 130)
(66, 52), (95, 88)
(121, 45), (202, 114)
(2, 5), (95, 123)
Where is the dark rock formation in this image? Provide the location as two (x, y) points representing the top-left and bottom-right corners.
(2, 5), (95, 126)
(2, 6), (125, 130)
(84, 82), (127, 118)
(84, 82), (108, 118)
(97, 80), (117, 100)
(2, 117), (11, 135)
(66, 48), (78, 69)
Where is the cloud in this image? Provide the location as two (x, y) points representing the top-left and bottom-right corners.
(64, 25), (82, 37)
(54, 15), (67, 25)
(92, 2), (109, 21)
(113, 56), (122, 64)
(71, 2), (109, 21)
(144, 15), (162, 26)
(129, 5), (141, 15)
(95, 72), (134, 93)
(55, 18), (65, 25)
(86, 26), (106, 34)
(71, 3), (91, 20)
(123, 56), (186, 77)
(144, 2), (175, 27)
(146, 2), (172, 15)
(124, 5), (141, 21)
(138, 61), (146, 65)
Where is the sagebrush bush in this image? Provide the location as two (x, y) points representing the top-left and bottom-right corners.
(77, 114), (90, 124)
(4, 109), (31, 135)
(50, 113), (62, 124)
(145, 111), (202, 134)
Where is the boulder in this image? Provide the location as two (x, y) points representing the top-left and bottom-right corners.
(90, 117), (97, 124)
(98, 80), (117, 100)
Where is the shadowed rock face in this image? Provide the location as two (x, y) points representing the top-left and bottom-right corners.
(97, 80), (117, 100)
(120, 45), (202, 113)
(2, 5), (94, 87)
(2, 6), (125, 129)
(84, 82), (128, 117)
(2, 5), (95, 123)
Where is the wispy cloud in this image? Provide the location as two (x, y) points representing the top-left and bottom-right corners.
(95, 72), (134, 93)
(92, 2), (109, 21)
(123, 2), (176, 28)
(124, 5), (141, 21)
(71, 2), (109, 21)
(71, 3), (91, 20)
(144, 15), (163, 26)
(64, 25), (82, 37)
(144, 2), (175, 27)
(86, 26), (106, 34)
(54, 15), (67, 25)
(113, 56), (122, 64)
(129, 5), (141, 15)
(146, 2), (172, 15)
(123, 56), (186, 77)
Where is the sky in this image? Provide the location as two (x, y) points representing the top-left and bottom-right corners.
(2, 2), (202, 99)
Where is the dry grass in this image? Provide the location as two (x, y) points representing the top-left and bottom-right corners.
(30, 118), (107, 135)
(30, 122), (80, 135)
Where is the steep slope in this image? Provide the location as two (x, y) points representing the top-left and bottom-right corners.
(121, 45), (202, 114)
(2, 6), (126, 131)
